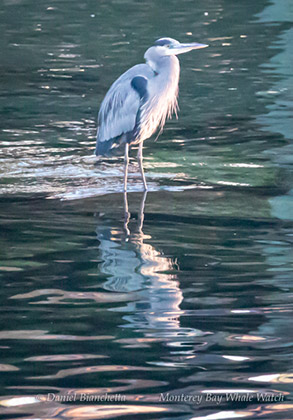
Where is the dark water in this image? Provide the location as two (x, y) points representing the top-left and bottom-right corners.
(1, 0), (293, 419)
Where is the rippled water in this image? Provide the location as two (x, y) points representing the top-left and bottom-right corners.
(1, 0), (293, 419)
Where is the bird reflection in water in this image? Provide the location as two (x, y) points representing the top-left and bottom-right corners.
(96, 192), (183, 335)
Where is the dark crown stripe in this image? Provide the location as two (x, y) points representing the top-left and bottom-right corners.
(154, 38), (171, 46)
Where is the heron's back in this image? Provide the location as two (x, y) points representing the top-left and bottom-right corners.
(96, 64), (153, 155)
(96, 56), (180, 156)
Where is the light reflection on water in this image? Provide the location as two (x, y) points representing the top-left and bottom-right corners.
(98, 192), (196, 340)
(1, 188), (292, 419)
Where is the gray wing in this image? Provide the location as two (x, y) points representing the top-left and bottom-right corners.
(97, 64), (153, 151)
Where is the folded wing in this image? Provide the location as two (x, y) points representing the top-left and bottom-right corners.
(96, 64), (151, 155)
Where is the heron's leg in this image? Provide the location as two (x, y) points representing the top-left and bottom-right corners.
(123, 191), (130, 237)
(138, 190), (147, 234)
(124, 142), (129, 192)
(137, 142), (147, 191)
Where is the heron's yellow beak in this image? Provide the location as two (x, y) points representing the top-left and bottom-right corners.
(170, 42), (208, 55)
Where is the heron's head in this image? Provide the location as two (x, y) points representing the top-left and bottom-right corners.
(145, 37), (208, 60)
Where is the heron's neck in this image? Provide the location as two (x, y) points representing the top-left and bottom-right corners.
(147, 55), (180, 80)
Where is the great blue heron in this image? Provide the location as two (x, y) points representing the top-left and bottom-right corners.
(95, 37), (208, 191)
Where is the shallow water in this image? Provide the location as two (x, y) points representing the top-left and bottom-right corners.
(1, 0), (293, 419)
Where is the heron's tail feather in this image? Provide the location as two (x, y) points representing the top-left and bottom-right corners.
(95, 138), (116, 156)
(95, 133), (129, 156)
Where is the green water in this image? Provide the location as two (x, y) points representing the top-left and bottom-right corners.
(0, 0), (293, 419)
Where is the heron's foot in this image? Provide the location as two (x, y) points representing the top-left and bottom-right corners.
(123, 210), (131, 236)
(124, 210), (130, 224)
